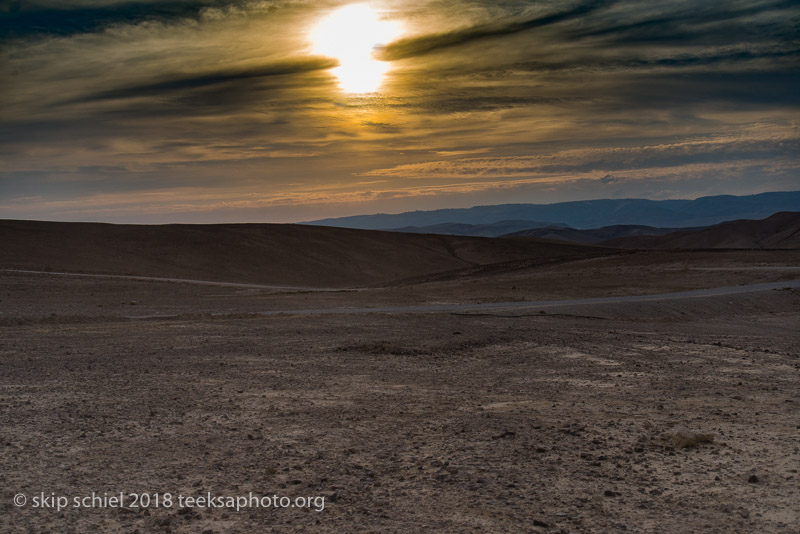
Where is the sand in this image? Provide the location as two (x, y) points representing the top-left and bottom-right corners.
(1, 240), (799, 533)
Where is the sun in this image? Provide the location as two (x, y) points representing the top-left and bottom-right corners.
(310, 3), (403, 93)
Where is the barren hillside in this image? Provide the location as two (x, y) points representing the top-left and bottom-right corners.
(0, 220), (605, 287)
(601, 212), (800, 249)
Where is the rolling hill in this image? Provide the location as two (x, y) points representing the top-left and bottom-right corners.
(0, 220), (606, 287)
(390, 220), (566, 237)
(503, 224), (702, 244)
(601, 212), (800, 249)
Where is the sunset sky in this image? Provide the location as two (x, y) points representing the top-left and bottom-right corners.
(1, 0), (798, 223)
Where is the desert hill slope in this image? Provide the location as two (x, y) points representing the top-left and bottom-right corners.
(602, 212), (800, 249)
(503, 224), (702, 244)
(0, 220), (605, 287)
(390, 220), (566, 237)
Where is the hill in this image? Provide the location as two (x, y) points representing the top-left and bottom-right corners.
(390, 220), (566, 237)
(503, 224), (702, 244)
(602, 212), (800, 249)
(0, 220), (605, 288)
(304, 191), (800, 230)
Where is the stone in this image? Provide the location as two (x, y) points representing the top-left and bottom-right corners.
(666, 426), (714, 449)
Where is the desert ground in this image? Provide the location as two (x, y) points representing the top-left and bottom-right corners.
(1, 228), (799, 533)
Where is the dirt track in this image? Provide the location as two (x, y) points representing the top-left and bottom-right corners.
(4, 269), (799, 318)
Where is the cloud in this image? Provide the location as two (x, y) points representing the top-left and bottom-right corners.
(69, 56), (338, 103)
(378, 0), (609, 60)
(0, 0), (238, 39)
(433, 148), (491, 156)
(570, 0), (799, 44)
(362, 128), (800, 179)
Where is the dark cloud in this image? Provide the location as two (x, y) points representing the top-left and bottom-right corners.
(504, 48), (800, 75)
(606, 71), (800, 110)
(571, 0), (800, 44)
(68, 57), (337, 104)
(378, 0), (611, 60)
(0, 0), (235, 39)
(379, 0), (798, 63)
(390, 94), (572, 114)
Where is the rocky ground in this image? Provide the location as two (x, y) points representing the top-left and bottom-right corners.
(1, 252), (799, 533)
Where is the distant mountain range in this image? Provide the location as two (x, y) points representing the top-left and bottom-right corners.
(305, 191), (800, 231)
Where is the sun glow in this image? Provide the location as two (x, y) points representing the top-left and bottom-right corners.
(310, 3), (403, 93)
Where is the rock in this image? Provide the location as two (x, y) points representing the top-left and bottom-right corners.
(748, 474), (759, 483)
(665, 426), (715, 448)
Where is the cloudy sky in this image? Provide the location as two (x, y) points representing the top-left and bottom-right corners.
(1, 0), (798, 222)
